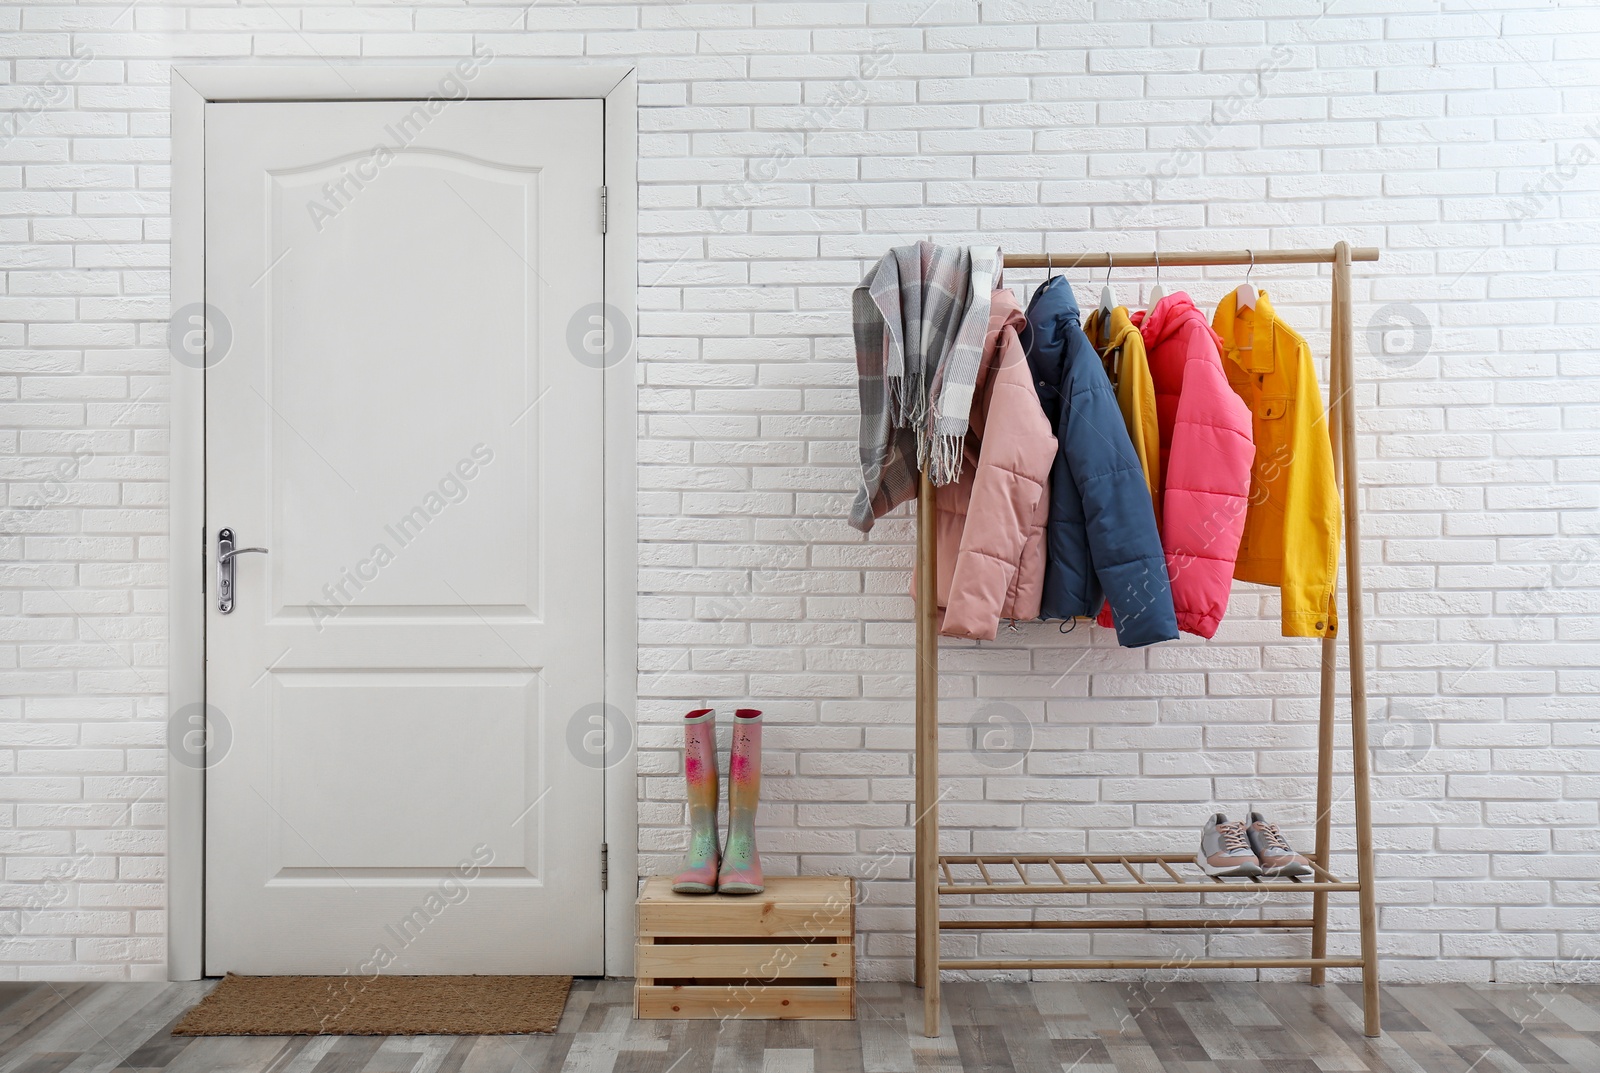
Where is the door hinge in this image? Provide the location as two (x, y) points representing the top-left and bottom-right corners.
(600, 842), (609, 891)
(599, 186), (608, 234)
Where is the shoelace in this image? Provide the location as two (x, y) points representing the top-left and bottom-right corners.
(1255, 822), (1293, 853)
(1219, 822), (1252, 855)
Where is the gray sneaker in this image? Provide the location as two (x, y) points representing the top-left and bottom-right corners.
(1246, 811), (1314, 878)
(1195, 813), (1262, 877)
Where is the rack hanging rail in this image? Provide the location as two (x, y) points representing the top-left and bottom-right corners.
(911, 241), (1381, 1039)
(1002, 246), (1379, 268)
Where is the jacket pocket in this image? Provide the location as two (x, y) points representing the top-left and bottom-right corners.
(1256, 394), (1291, 421)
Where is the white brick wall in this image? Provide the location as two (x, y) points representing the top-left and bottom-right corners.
(1, 0), (1598, 983)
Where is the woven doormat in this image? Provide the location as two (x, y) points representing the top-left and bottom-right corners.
(173, 973), (572, 1036)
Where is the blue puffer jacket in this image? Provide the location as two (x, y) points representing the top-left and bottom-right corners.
(1019, 276), (1178, 648)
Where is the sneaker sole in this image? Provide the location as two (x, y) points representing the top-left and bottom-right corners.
(1260, 864), (1315, 878)
(671, 881), (716, 894)
(1193, 853), (1263, 878)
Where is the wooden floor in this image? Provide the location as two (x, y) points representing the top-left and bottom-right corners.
(2, 977), (1598, 1072)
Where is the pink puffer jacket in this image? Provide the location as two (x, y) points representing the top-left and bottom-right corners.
(1132, 293), (1255, 639)
(930, 288), (1058, 640)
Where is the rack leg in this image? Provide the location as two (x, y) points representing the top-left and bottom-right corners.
(1310, 633), (1336, 986)
(1335, 241), (1381, 1036)
(914, 631), (925, 993)
(1312, 271), (1348, 989)
(914, 472), (941, 1037)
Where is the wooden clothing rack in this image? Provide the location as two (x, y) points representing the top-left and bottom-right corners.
(912, 242), (1384, 1037)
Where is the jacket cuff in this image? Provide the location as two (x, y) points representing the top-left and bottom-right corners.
(1283, 609), (1337, 638)
(1176, 609), (1223, 639)
(941, 554), (1013, 642)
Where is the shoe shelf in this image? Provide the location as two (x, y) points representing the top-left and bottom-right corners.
(937, 853), (1359, 896)
(933, 853), (1366, 972)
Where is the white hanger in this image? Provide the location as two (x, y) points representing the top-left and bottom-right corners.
(1097, 254), (1116, 347)
(1147, 249), (1165, 308)
(1235, 249), (1258, 312)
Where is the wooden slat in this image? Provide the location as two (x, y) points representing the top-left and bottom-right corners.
(939, 956), (1366, 971)
(1084, 861), (1108, 885)
(635, 942), (853, 980)
(636, 985), (853, 1021)
(1119, 859), (1145, 884)
(938, 918), (1315, 930)
(937, 879), (1358, 895)
(1011, 858), (1031, 885)
(941, 854), (1240, 864)
(1047, 858), (1069, 885)
(637, 876), (852, 938)
(638, 875), (850, 904)
(1157, 859), (1187, 884)
(975, 858), (995, 886)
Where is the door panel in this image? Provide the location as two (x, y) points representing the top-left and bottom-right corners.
(265, 150), (539, 618)
(204, 100), (605, 974)
(266, 671), (537, 872)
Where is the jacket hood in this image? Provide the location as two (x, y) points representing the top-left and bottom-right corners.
(1135, 291), (1224, 352)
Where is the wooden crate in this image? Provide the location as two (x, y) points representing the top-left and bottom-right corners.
(635, 875), (855, 1020)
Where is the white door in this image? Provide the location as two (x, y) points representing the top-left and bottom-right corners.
(203, 99), (606, 974)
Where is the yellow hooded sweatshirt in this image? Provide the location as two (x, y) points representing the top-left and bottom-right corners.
(1212, 290), (1340, 638)
(1082, 306), (1161, 526)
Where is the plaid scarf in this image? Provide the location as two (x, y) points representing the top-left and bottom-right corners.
(848, 242), (999, 532)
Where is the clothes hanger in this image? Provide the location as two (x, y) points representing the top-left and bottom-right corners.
(1097, 254), (1116, 347)
(1235, 249), (1258, 312)
(1147, 249), (1165, 308)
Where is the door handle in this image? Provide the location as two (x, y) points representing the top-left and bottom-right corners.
(217, 528), (268, 614)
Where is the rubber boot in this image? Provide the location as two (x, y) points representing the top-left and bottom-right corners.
(671, 709), (719, 894)
(717, 709), (764, 895)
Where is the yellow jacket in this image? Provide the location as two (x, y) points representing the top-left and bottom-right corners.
(1082, 306), (1161, 527)
(1212, 290), (1340, 638)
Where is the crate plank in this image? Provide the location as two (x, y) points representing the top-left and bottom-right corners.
(636, 941), (853, 980)
(637, 876), (852, 938)
(635, 984), (854, 1021)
